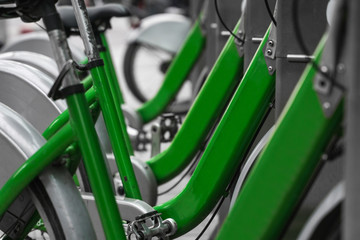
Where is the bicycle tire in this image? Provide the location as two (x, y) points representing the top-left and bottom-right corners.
(123, 42), (191, 114)
(123, 42), (166, 103)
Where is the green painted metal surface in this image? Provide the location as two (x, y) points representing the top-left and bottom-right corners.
(147, 19), (243, 184)
(216, 35), (344, 240)
(90, 66), (141, 199)
(100, 33), (134, 155)
(137, 20), (206, 123)
(100, 33), (125, 104)
(66, 93), (125, 240)
(155, 28), (274, 237)
(82, 74), (93, 90)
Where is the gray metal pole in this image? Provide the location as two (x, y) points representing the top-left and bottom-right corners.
(344, 0), (360, 238)
(275, 0), (328, 118)
(243, 0), (276, 69)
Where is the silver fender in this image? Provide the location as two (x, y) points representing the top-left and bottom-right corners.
(1, 32), (86, 63)
(0, 103), (95, 239)
(297, 182), (344, 240)
(128, 13), (191, 54)
(0, 51), (59, 79)
(0, 60), (66, 132)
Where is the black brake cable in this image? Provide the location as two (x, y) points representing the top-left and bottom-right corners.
(264, 0), (277, 26)
(292, 0), (346, 91)
(214, 0), (244, 43)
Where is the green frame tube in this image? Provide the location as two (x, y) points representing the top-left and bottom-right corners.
(99, 33), (134, 155)
(137, 19), (206, 123)
(154, 27), (274, 237)
(216, 35), (344, 240)
(89, 65), (141, 199)
(147, 19), (244, 184)
(100, 32), (125, 105)
(66, 93), (126, 239)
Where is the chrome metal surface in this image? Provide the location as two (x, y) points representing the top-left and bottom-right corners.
(286, 54), (314, 63)
(251, 37), (263, 43)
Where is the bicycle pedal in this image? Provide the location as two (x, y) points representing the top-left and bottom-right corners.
(127, 211), (177, 240)
(160, 113), (181, 143)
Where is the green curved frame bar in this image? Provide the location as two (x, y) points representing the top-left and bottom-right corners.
(147, 19), (244, 184)
(136, 19), (206, 123)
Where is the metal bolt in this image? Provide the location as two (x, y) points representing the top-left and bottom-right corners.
(210, 23), (217, 29)
(337, 63), (345, 73)
(320, 65), (329, 74)
(268, 40), (274, 46)
(321, 154), (329, 161)
(268, 66), (273, 72)
(323, 102), (331, 110)
(266, 49), (273, 55)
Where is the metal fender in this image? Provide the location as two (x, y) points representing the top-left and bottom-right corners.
(0, 51), (59, 79)
(0, 60), (66, 132)
(0, 103), (95, 239)
(1, 31), (86, 63)
(297, 182), (343, 240)
(128, 13), (191, 54)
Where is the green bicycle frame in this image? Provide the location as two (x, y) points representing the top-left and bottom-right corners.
(154, 27), (274, 237)
(217, 34), (344, 240)
(99, 33), (134, 155)
(79, 18), (206, 124)
(137, 19), (206, 123)
(88, 62), (141, 199)
(147, 19), (244, 184)
(1, 23), (272, 239)
(41, 18), (244, 186)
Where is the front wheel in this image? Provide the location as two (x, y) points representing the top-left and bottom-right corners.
(123, 42), (174, 103)
(123, 42), (191, 114)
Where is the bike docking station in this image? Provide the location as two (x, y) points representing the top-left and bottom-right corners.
(0, 0), (357, 239)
